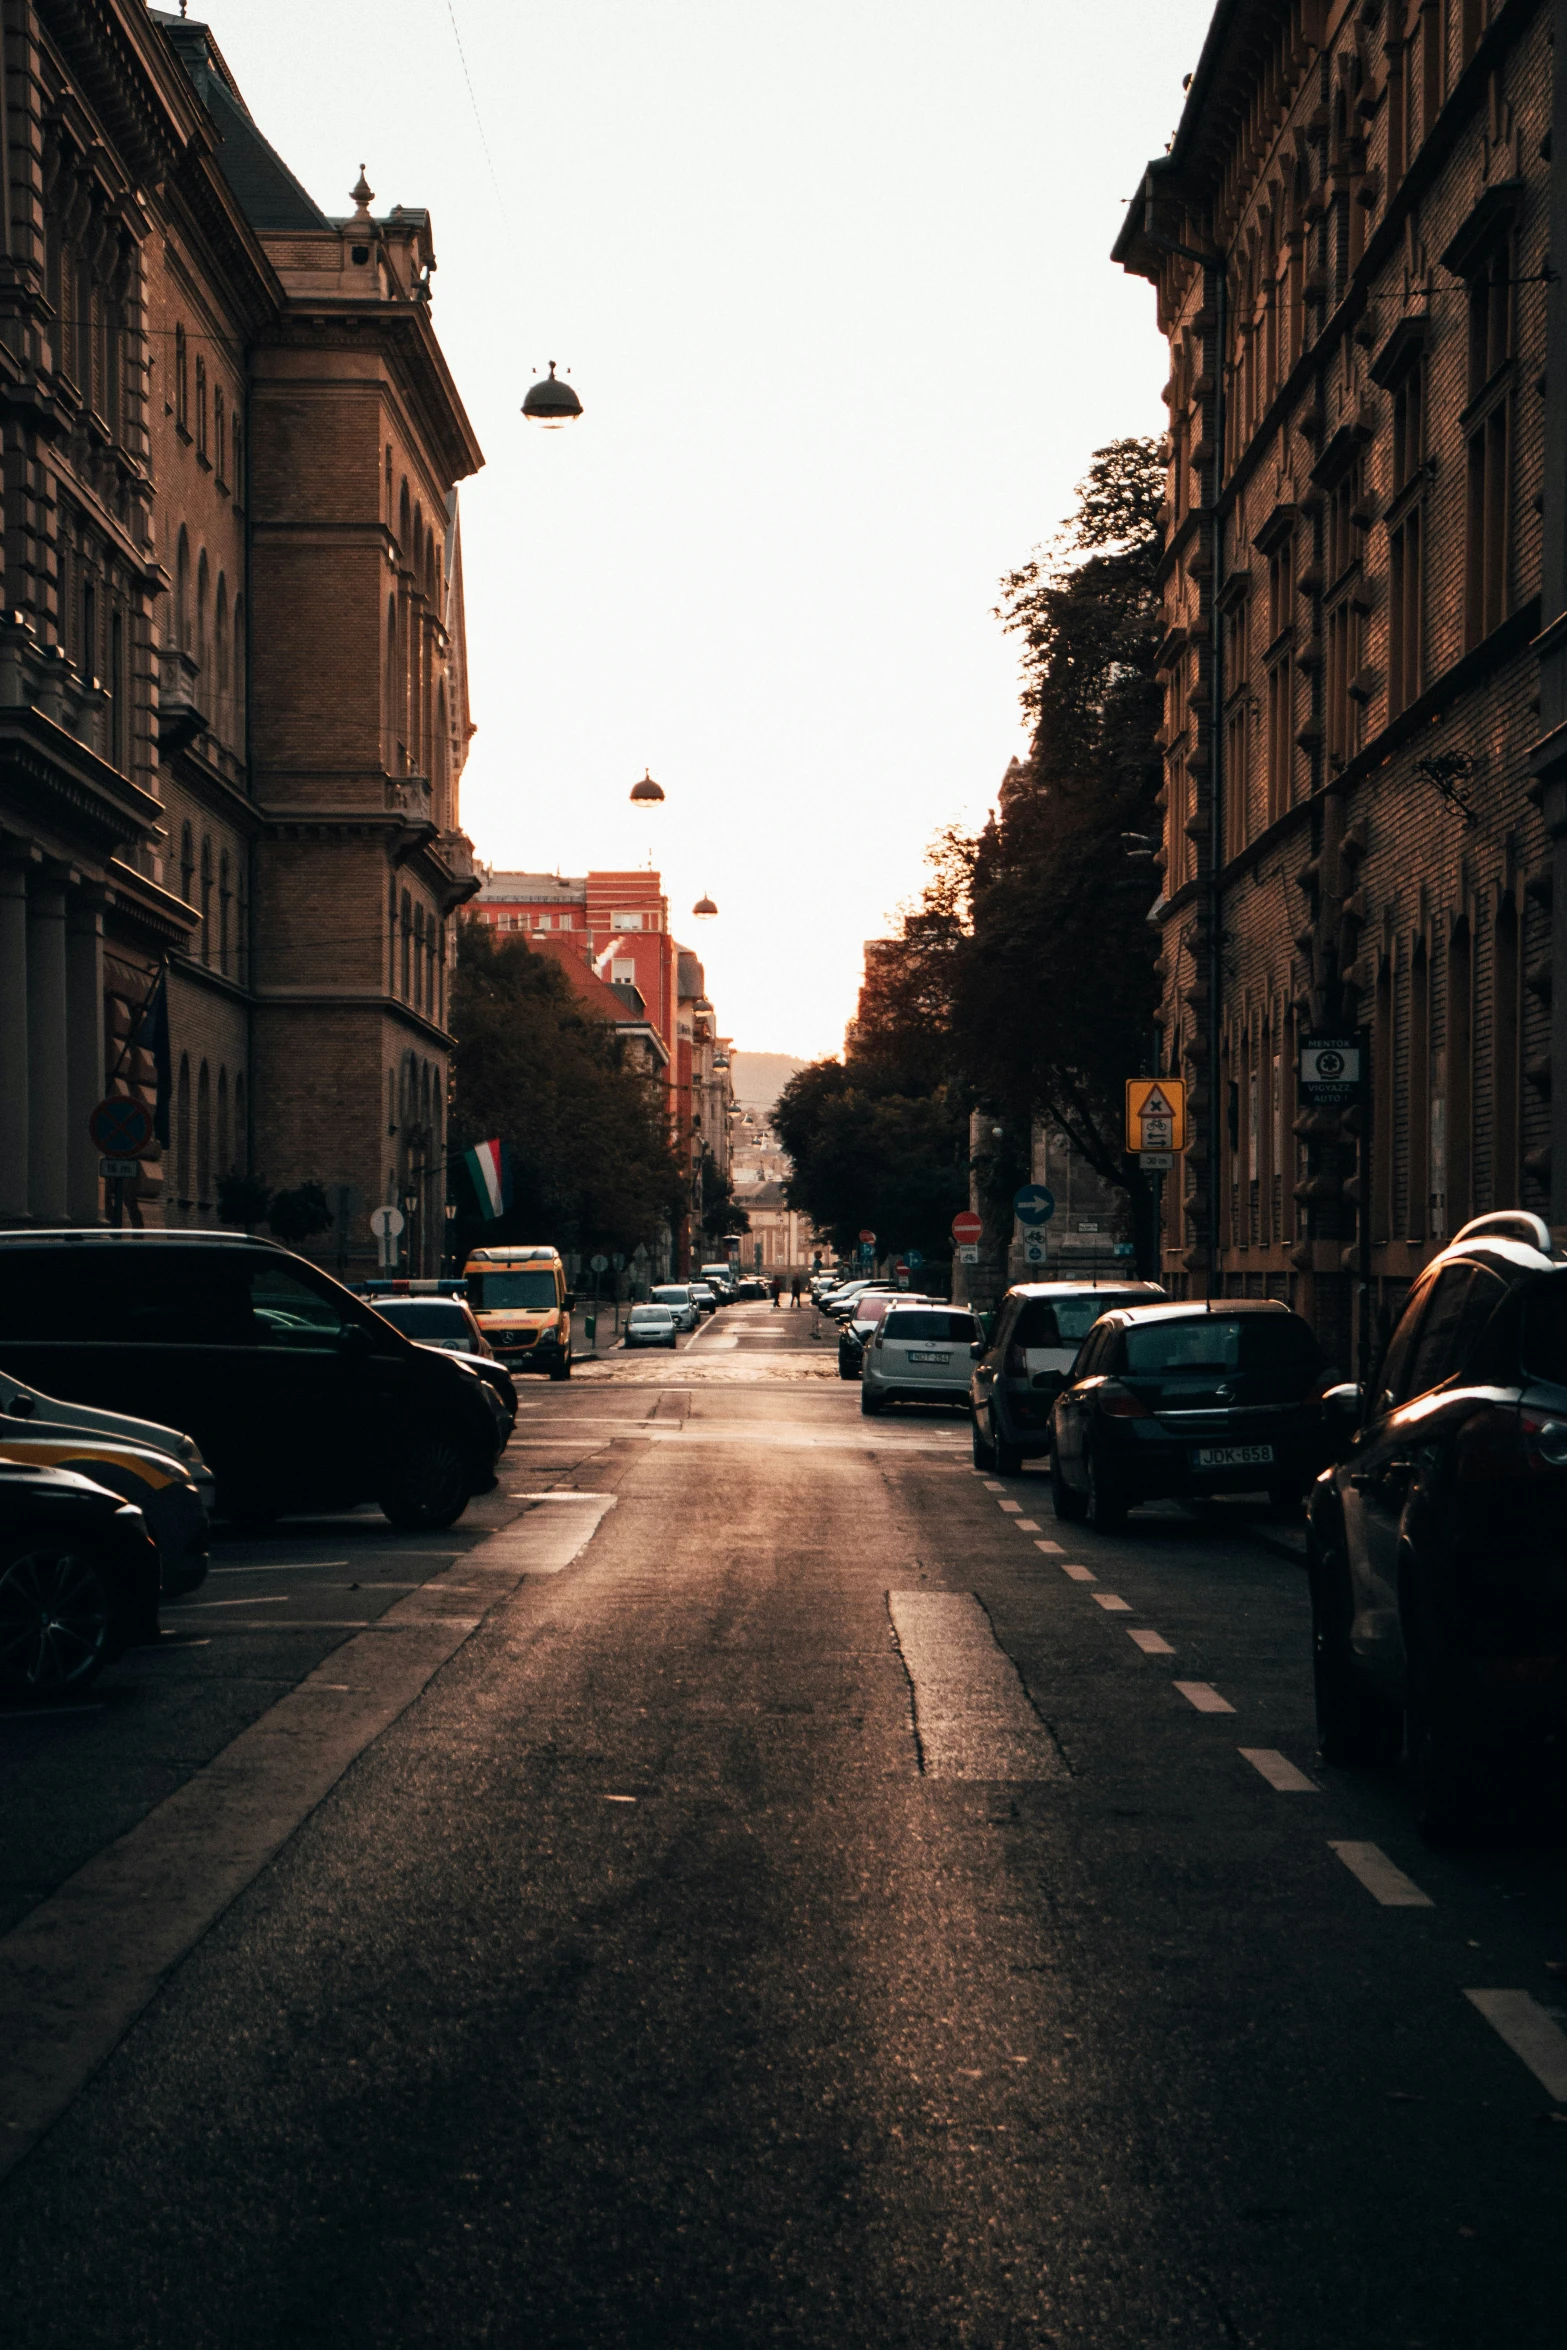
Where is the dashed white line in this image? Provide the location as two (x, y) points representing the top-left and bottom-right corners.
(1057, 1560), (1096, 1582)
(997, 1500), (1023, 1515)
(1092, 1592), (1132, 1612)
(1034, 1540), (1063, 1554)
(1126, 1628), (1174, 1655)
(1015, 1518), (1042, 1532)
(982, 1481), (1005, 1492)
(1464, 1990), (1567, 2102)
(1173, 1680), (1236, 1714)
(1238, 1746), (1319, 1792)
(1328, 1841), (1433, 1907)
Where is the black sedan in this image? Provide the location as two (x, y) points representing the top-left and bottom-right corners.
(1050, 1299), (1332, 1532)
(1307, 1210), (1567, 1841)
(0, 1462), (161, 1700)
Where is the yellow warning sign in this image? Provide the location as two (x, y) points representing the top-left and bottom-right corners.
(1126, 1076), (1186, 1154)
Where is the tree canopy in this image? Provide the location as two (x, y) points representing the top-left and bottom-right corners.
(449, 923), (685, 1260)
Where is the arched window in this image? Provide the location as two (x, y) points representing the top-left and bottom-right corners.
(398, 480), (411, 553)
(217, 1066), (230, 1185)
(388, 874), (399, 991)
(196, 550), (210, 677)
(386, 596), (399, 767)
(195, 355), (208, 460)
(175, 528), (190, 653)
(434, 685), (449, 825)
(231, 417), (243, 505)
(175, 1054), (191, 1215)
(199, 835), (213, 963)
(174, 323), (188, 432)
(385, 443), (394, 512)
(232, 594), (245, 727)
(214, 385), (227, 485)
(413, 904), (425, 1009)
(219, 849), (232, 974)
(400, 890), (412, 999)
(1447, 917), (1474, 1233)
(214, 584), (229, 738)
(196, 1060), (211, 1211)
(235, 860), (247, 976)
(180, 822), (195, 906)
(1493, 896), (1521, 1205)
(233, 1072), (246, 1172)
(413, 505), (423, 581)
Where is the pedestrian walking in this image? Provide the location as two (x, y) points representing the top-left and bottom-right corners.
(789, 1275), (802, 1308)
(770, 1277), (782, 1308)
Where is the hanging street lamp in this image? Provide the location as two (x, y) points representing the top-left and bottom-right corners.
(629, 768), (665, 808)
(692, 893), (717, 920)
(521, 362), (583, 427)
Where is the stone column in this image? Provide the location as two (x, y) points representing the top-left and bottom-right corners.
(65, 893), (105, 1225)
(0, 864), (29, 1220)
(25, 879), (68, 1222)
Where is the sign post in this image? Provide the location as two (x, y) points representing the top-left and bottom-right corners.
(369, 1202), (405, 1273)
(87, 1097), (155, 1227)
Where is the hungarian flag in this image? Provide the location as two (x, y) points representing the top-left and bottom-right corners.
(464, 1138), (513, 1221)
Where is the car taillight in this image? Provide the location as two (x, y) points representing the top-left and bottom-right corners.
(1004, 1342), (1028, 1376)
(1097, 1382), (1150, 1420)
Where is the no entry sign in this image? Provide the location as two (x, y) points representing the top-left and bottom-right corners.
(951, 1210), (982, 1245)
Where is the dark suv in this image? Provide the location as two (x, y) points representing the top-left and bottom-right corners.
(1306, 1210), (1567, 1840)
(1049, 1298), (1332, 1531)
(0, 1232), (504, 1530)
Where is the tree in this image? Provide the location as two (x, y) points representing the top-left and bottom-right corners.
(449, 923), (685, 1260)
(699, 1156), (750, 1242)
(266, 1181), (334, 1245)
(773, 1059), (968, 1262)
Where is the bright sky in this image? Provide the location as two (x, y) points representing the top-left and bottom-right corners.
(194, 0), (1213, 1059)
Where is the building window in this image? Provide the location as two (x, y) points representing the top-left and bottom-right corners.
(109, 610), (125, 771)
(175, 1055), (192, 1216)
(1264, 531), (1295, 825)
(199, 836), (213, 964)
(1464, 243), (1514, 648)
(180, 822), (195, 906)
(231, 418), (243, 506)
(217, 1067), (230, 1184)
(195, 355), (208, 461)
(214, 386), (227, 487)
(1447, 918), (1474, 1232)
(1323, 462), (1365, 773)
(1408, 936), (1430, 1240)
(197, 1060), (211, 1211)
(219, 850), (232, 976)
(1493, 894), (1520, 1204)
(400, 890), (412, 998)
(174, 324), (188, 434)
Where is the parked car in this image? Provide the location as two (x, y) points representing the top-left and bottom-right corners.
(0, 1427), (208, 1597)
(699, 1264), (739, 1304)
(735, 1277), (769, 1301)
(971, 1281), (1165, 1474)
(822, 1281), (877, 1321)
(363, 1295), (518, 1429)
(651, 1284), (700, 1332)
(0, 1231), (504, 1531)
(0, 1367), (215, 1520)
(838, 1291), (927, 1379)
(0, 1462), (160, 1700)
(1305, 1209), (1567, 1841)
(624, 1304), (679, 1351)
(861, 1305), (982, 1415)
(689, 1282), (720, 1316)
(1049, 1298), (1332, 1532)
(463, 1245), (574, 1380)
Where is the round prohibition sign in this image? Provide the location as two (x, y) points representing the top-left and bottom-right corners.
(87, 1096), (154, 1156)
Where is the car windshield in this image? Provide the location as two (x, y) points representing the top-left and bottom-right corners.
(884, 1310), (978, 1343)
(1123, 1314), (1321, 1374)
(468, 1270), (557, 1311)
(373, 1300), (473, 1347)
(653, 1287), (692, 1304)
(630, 1308), (672, 1324)
(1013, 1294), (1140, 1347)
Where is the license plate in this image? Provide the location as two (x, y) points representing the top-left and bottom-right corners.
(1192, 1443), (1274, 1468)
(908, 1350), (951, 1364)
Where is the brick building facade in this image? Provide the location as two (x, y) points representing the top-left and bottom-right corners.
(0, 4), (480, 1277)
(1116, 0), (1561, 1364)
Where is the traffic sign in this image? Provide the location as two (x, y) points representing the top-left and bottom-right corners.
(956, 1243), (980, 1265)
(858, 1228), (877, 1244)
(612, 1253), (625, 1271)
(1013, 1184), (1056, 1227)
(1126, 1077), (1186, 1154)
(1023, 1238), (1048, 1265)
(87, 1096), (153, 1157)
(951, 1209), (982, 1244)
(1138, 1151), (1174, 1172)
(369, 1205), (405, 1238)
(100, 1157), (142, 1181)
(1299, 1034), (1361, 1105)
(590, 1253), (609, 1272)
(905, 1249), (924, 1270)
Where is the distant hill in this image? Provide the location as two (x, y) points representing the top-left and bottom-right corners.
(729, 1050), (809, 1111)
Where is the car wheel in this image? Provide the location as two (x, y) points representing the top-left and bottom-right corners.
(1085, 1448), (1129, 1534)
(0, 1544), (113, 1699)
(860, 1384), (885, 1416)
(1309, 1539), (1401, 1766)
(1050, 1447), (1086, 1523)
(378, 1435), (471, 1532)
(993, 1417), (1024, 1478)
(971, 1410), (996, 1470)
(549, 1355), (572, 1382)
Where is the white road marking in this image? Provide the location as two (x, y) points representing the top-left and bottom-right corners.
(1015, 1518), (1042, 1532)
(481, 1496), (616, 1571)
(1174, 1680), (1236, 1714)
(181, 1594), (292, 1609)
(1092, 1593), (1132, 1612)
(1464, 1990), (1567, 2102)
(510, 1492), (614, 1500)
(0, 1501), (618, 2183)
(887, 1591), (1066, 1781)
(1033, 1539), (1063, 1554)
(997, 1500), (1023, 1515)
(1126, 1628), (1174, 1655)
(1328, 1841), (1433, 1907)
(1238, 1747), (1319, 1792)
(206, 1561), (352, 1576)
(1058, 1561), (1096, 1582)
(983, 1481), (1005, 1492)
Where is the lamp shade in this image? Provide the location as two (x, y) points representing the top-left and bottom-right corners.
(629, 768), (665, 807)
(692, 894), (717, 919)
(521, 363), (582, 426)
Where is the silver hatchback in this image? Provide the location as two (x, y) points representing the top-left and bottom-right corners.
(861, 1305), (980, 1416)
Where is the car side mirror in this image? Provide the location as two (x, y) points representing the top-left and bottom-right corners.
(336, 1321), (371, 1360)
(1321, 1382), (1362, 1455)
(562, 1292), (576, 1311)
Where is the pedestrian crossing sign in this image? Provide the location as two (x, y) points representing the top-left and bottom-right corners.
(1126, 1077), (1186, 1155)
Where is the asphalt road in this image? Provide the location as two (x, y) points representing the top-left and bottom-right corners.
(2, 1299), (1566, 2346)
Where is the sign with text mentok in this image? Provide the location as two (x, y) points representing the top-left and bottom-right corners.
(1299, 1034), (1362, 1107)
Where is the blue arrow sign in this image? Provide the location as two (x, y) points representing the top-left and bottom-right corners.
(904, 1249), (924, 1269)
(1013, 1184), (1056, 1227)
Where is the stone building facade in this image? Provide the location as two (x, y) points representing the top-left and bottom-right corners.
(1117, 0), (1560, 1364)
(0, 3), (480, 1277)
